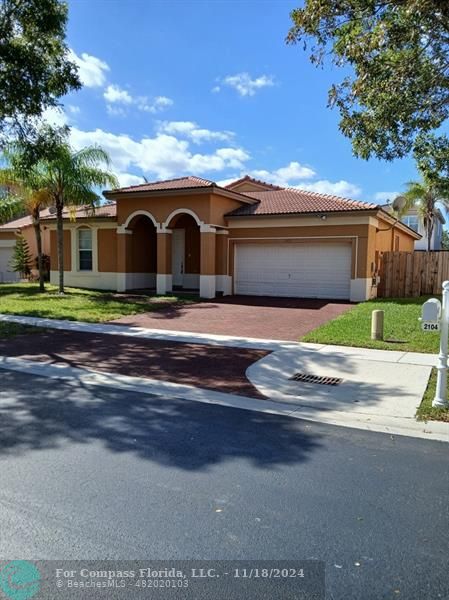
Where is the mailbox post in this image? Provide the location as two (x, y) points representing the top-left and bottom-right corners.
(420, 298), (441, 332)
(433, 281), (449, 408)
(421, 282), (449, 407)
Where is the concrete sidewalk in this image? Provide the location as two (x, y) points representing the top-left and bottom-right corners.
(0, 313), (447, 442)
(0, 313), (441, 362)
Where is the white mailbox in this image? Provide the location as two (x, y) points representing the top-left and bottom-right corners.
(420, 298), (441, 331)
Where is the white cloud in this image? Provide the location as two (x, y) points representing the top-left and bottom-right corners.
(105, 88), (173, 116)
(158, 121), (234, 143)
(148, 96), (173, 112)
(116, 172), (145, 187)
(104, 84), (133, 104)
(218, 72), (275, 97)
(69, 128), (250, 180)
(374, 191), (399, 203)
(217, 162), (361, 198)
(69, 49), (109, 88)
(248, 161), (316, 186)
(41, 106), (69, 127)
(67, 105), (80, 115)
(135, 95), (174, 114)
(216, 177), (238, 187)
(106, 104), (127, 117)
(211, 85), (221, 93)
(300, 180), (362, 198)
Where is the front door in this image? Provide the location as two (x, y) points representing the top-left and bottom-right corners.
(172, 229), (185, 287)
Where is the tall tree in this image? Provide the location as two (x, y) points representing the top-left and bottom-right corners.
(287, 1), (449, 187)
(403, 178), (449, 251)
(10, 235), (31, 279)
(0, 0), (80, 149)
(38, 142), (118, 293)
(0, 189), (24, 224)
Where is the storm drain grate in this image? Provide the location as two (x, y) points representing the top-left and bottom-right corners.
(289, 372), (342, 386)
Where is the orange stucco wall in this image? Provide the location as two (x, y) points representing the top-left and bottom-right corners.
(157, 232), (171, 275)
(20, 225), (50, 263)
(50, 230), (71, 271)
(116, 192), (245, 229)
(375, 222), (415, 253)
(98, 229), (117, 272)
(215, 234), (228, 276)
(200, 232), (216, 275)
(0, 231), (17, 241)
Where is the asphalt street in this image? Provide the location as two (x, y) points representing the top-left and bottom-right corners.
(0, 369), (447, 599)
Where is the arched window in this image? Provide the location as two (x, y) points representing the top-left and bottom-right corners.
(78, 228), (93, 271)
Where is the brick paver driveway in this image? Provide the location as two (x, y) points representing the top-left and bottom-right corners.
(112, 296), (353, 341)
(1, 330), (267, 398)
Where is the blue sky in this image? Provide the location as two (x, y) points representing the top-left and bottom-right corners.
(48, 0), (419, 203)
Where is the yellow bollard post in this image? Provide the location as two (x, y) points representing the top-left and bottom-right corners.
(371, 310), (384, 341)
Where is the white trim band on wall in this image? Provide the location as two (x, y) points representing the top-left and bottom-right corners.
(199, 275), (216, 299)
(156, 274), (173, 295)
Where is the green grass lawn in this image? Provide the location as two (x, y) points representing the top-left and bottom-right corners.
(417, 368), (449, 422)
(302, 296), (440, 354)
(0, 283), (196, 323)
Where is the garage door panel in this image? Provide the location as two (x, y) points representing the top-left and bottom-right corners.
(0, 246), (19, 283)
(235, 243), (351, 300)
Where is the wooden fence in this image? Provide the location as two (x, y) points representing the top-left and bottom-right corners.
(377, 251), (449, 297)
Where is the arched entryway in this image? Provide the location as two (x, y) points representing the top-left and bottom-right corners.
(166, 213), (200, 291)
(126, 214), (157, 289)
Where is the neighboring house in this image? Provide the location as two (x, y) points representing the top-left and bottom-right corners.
(0, 175), (420, 301)
(400, 207), (445, 251)
(0, 212), (52, 283)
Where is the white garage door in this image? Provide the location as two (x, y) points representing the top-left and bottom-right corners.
(235, 243), (352, 300)
(0, 246), (19, 283)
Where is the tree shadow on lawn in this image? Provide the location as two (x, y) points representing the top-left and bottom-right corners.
(0, 369), (323, 471)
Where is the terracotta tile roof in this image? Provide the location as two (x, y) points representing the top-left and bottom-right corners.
(0, 203), (117, 230)
(224, 175), (284, 191)
(226, 188), (378, 216)
(109, 176), (215, 193)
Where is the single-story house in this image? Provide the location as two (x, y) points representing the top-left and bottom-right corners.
(0, 175), (420, 301)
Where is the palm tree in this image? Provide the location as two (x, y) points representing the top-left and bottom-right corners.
(0, 191), (24, 224)
(403, 178), (449, 251)
(39, 143), (118, 293)
(0, 149), (52, 291)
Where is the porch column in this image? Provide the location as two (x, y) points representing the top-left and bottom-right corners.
(156, 228), (172, 295)
(116, 227), (132, 292)
(200, 225), (216, 299)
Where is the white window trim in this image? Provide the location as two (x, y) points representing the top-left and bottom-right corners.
(71, 226), (98, 274)
(401, 215), (420, 232)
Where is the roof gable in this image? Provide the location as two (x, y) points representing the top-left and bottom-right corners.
(225, 175), (283, 193)
(109, 176), (215, 194)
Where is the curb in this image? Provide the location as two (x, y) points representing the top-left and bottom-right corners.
(0, 355), (447, 443)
